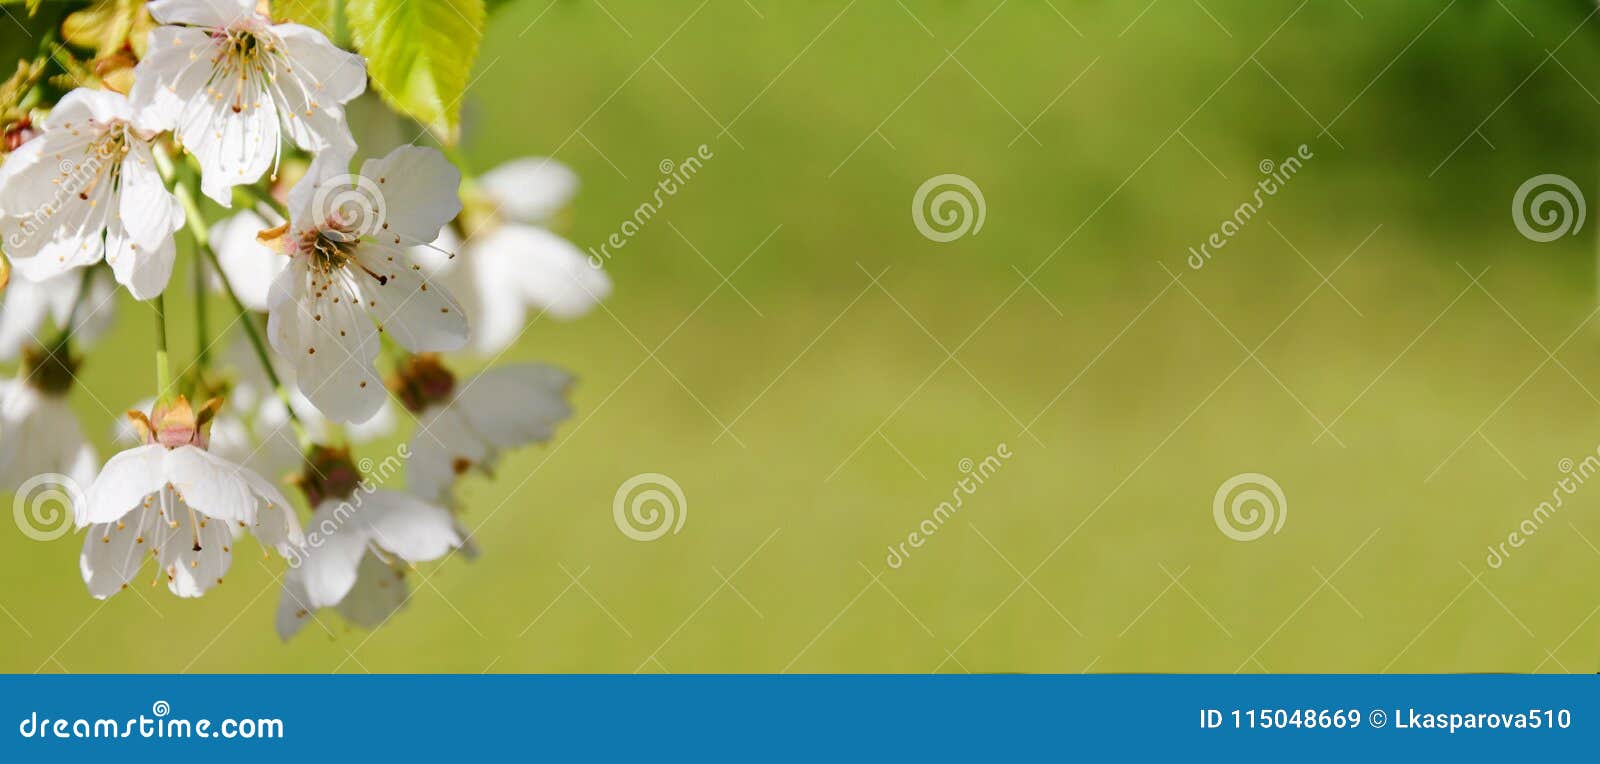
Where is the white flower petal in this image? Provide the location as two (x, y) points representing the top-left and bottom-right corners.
(275, 569), (315, 641)
(456, 363), (574, 449)
(211, 210), (286, 312)
(163, 445), (259, 525)
(106, 217), (177, 301)
(270, 24), (365, 152)
(358, 490), (460, 563)
(79, 503), (155, 599)
(333, 552), (409, 628)
(296, 500), (372, 608)
(267, 258), (385, 423)
(79, 443), (167, 525)
(353, 244), (468, 353)
(475, 224), (611, 320)
(358, 146), (461, 245)
(155, 495), (234, 598)
(146, 0), (256, 27)
(407, 407), (489, 505)
(478, 157), (577, 224)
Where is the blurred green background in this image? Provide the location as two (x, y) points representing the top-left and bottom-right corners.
(5, 0), (1600, 673)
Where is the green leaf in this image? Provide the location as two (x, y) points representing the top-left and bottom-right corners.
(348, 0), (484, 145)
(271, 0), (337, 38)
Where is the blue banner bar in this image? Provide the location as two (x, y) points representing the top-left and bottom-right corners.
(2, 675), (1594, 761)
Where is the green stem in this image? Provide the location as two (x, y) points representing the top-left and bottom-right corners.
(161, 153), (311, 449)
(192, 236), (210, 374)
(153, 292), (173, 402)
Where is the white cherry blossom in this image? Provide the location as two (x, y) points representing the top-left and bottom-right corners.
(274, 451), (461, 640)
(0, 355), (97, 491)
(77, 397), (302, 599)
(131, 0), (366, 205)
(413, 157), (609, 354)
(265, 145), (469, 423)
(394, 355), (573, 505)
(0, 267), (115, 361)
(0, 89), (184, 299)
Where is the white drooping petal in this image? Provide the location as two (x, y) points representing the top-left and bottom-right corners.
(78, 444), (167, 527)
(353, 244), (468, 353)
(475, 224), (611, 321)
(128, 25), (217, 131)
(275, 571), (315, 641)
(266, 257), (385, 423)
(295, 500), (373, 608)
(163, 445), (262, 525)
(156, 498), (235, 597)
(45, 87), (135, 127)
(455, 364), (575, 448)
(357, 490), (462, 563)
(270, 24), (365, 152)
(146, 0), (256, 27)
(0, 384), (98, 497)
(80, 502), (159, 599)
(334, 552), (409, 628)
(117, 140), (186, 254)
(478, 157), (577, 225)
(102, 143), (185, 300)
(406, 365), (573, 504)
(407, 407), (489, 505)
(211, 210), (287, 311)
(0, 268), (114, 361)
(358, 146), (462, 244)
(181, 76), (280, 206)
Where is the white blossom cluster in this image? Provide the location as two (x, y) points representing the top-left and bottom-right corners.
(0, 0), (609, 639)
